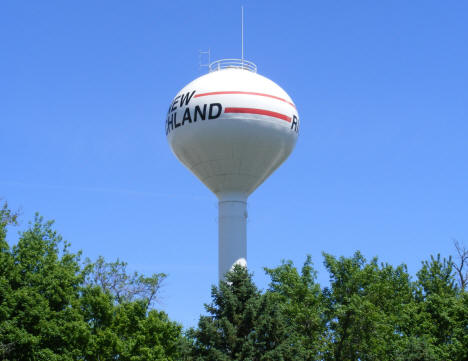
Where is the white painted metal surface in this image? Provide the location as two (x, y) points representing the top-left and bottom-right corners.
(218, 191), (247, 280)
(208, 59), (257, 73)
(166, 61), (299, 279)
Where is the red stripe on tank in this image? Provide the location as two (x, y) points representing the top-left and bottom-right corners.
(194, 91), (296, 109)
(224, 107), (291, 122)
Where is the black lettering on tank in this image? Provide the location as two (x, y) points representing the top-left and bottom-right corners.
(208, 103), (222, 119)
(182, 108), (192, 125)
(166, 113), (174, 134)
(173, 112), (181, 128)
(171, 96), (181, 112)
(291, 115), (298, 133)
(180, 91), (196, 107)
(194, 104), (207, 122)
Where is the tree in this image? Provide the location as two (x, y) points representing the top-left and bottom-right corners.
(80, 290), (182, 361)
(187, 265), (301, 361)
(0, 201), (21, 359)
(265, 256), (327, 360)
(0, 214), (89, 360)
(84, 256), (166, 307)
(321, 251), (415, 361)
(0, 201), (184, 360)
(187, 252), (467, 361)
(0, 200), (19, 229)
(2, 200), (467, 360)
(453, 240), (467, 290)
(395, 336), (439, 361)
(407, 254), (468, 360)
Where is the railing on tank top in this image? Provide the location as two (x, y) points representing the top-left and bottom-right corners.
(209, 59), (257, 73)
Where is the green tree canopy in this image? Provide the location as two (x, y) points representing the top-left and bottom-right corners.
(2, 201), (467, 360)
(187, 265), (300, 361)
(189, 251), (467, 361)
(0, 202), (183, 360)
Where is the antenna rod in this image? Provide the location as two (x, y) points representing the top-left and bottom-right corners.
(241, 6), (244, 67)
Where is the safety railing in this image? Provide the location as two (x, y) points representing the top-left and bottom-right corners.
(209, 59), (257, 73)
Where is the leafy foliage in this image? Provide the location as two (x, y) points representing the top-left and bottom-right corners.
(188, 251), (467, 361)
(1, 201), (467, 360)
(265, 256), (327, 360)
(187, 265), (297, 360)
(84, 256), (166, 307)
(0, 202), (183, 360)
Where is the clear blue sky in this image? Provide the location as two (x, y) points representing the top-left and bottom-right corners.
(1, 1), (467, 328)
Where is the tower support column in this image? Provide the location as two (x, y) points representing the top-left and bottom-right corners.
(217, 191), (247, 280)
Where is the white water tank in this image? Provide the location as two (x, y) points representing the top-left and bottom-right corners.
(166, 59), (299, 280)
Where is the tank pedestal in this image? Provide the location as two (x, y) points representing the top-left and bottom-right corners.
(218, 192), (248, 280)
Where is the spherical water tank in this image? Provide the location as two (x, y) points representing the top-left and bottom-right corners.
(166, 59), (299, 279)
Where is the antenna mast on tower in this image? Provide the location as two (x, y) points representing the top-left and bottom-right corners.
(241, 6), (244, 67)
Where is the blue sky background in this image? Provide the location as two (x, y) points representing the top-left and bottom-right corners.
(1, 0), (467, 328)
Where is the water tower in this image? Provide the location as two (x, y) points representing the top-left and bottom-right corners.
(166, 59), (299, 280)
